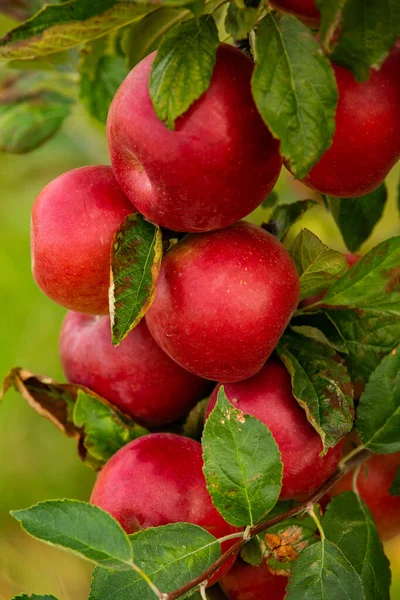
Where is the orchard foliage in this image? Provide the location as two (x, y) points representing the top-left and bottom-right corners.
(0, 0), (399, 599)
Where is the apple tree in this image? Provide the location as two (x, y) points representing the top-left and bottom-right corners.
(0, 0), (400, 599)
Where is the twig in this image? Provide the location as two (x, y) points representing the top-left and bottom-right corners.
(164, 445), (372, 600)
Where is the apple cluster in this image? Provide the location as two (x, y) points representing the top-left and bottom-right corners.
(30, 23), (400, 600)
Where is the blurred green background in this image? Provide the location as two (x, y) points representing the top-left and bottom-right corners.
(0, 12), (399, 597)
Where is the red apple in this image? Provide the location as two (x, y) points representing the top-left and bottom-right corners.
(107, 43), (282, 233)
(145, 222), (300, 382)
(219, 558), (288, 600)
(206, 360), (344, 500)
(301, 253), (360, 308)
(328, 452), (400, 540)
(91, 433), (241, 584)
(31, 165), (133, 315)
(60, 312), (210, 427)
(271, 0), (320, 27)
(301, 49), (400, 197)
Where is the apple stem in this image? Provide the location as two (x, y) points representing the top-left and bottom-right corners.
(163, 445), (373, 600)
(200, 583), (209, 600)
(338, 443), (366, 469)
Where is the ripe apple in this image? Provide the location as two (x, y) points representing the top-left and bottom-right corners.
(145, 221), (300, 382)
(301, 253), (360, 308)
(107, 43), (282, 232)
(300, 49), (400, 197)
(60, 312), (210, 427)
(271, 0), (320, 27)
(328, 452), (400, 540)
(91, 433), (242, 583)
(219, 558), (288, 600)
(31, 165), (133, 315)
(205, 359), (344, 500)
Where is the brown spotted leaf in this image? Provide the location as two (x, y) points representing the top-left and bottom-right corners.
(0, 0), (156, 61)
(202, 387), (283, 527)
(277, 331), (354, 452)
(110, 213), (163, 346)
(263, 513), (318, 576)
(0, 368), (147, 469)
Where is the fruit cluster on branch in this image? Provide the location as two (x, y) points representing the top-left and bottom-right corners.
(1, 0), (400, 599)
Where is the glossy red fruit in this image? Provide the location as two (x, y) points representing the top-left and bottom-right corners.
(60, 312), (210, 427)
(219, 558), (288, 600)
(301, 253), (360, 308)
(301, 50), (400, 197)
(91, 434), (241, 584)
(206, 360), (344, 500)
(31, 165), (133, 315)
(271, 0), (320, 27)
(146, 222), (300, 382)
(328, 452), (400, 540)
(107, 43), (282, 233)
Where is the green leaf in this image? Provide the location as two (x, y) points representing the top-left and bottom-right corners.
(0, 367), (147, 470)
(324, 492), (391, 600)
(0, 0), (156, 61)
(89, 523), (221, 600)
(318, 0), (400, 82)
(265, 200), (317, 241)
(285, 539), (365, 600)
(389, 467), (400, 496)
(149, 14), (219, 129)
(0, 70), (74, 153)
(290, 324), (344, 353)
(323, 236), (400, 311)
(73, 390), (148, 463)
(120, 8), (186, 70)
(329, 184), (387, 252)
(315, 0), (343, 54)
(0, 90), (71, 153)
(290, 229), (348, 301)
(322, 308), (400, 384)
(79, 36), (128, 124)
(11, 500), (133, 569)
(12, 595), (59, 600)
(225, 3), (259, 40)
(202, 387), (283, 527)
(110, 213), (163, 346)
(263, 513), (318, 576)
(240, 536), (264, 566)
(262, 190), (279, 209)
(277, 331), (354, 450)
(356, 349), (400, 454)
(292, 311), (349, 354)
(251, 13), (338, 179)
(182, 397), (209, 440)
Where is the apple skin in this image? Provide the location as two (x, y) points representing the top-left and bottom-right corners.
(205, 360), (344, 500)
(301, 253), (360, 308)
(328, 452), (400, 541)
(90, 433), (242, 584)
(145, 222), (300, 383)
(271, 0), (320, 27)
(59, 312), (210, 427)
(301, 49), (400, 197)
(219, 558), (288, 600)
(31, 165), (133, 315)
(107, 43), (282, 233)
